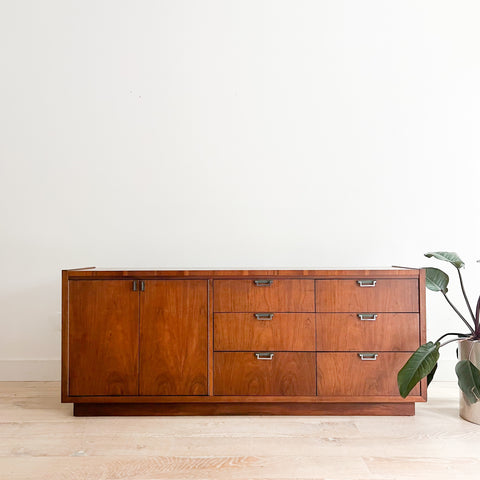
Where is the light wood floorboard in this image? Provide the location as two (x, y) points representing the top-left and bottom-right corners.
(0, 382), (479, 479)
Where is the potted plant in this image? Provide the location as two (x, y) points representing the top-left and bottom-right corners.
(397, 251), (480, 424)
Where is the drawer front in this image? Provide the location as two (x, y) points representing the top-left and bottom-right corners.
(214, 352), (316, 395)
(316, 279), (419, 312)
(316, 313), (420, 351)
(317, 352), (420, 396)
(214, 313), (315, 351)
(214, 279), (315, 312)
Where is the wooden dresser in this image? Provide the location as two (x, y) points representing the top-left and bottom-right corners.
(62, 268), (426, 416)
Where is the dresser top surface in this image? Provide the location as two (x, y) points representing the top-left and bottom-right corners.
(63, 267), (422, 279)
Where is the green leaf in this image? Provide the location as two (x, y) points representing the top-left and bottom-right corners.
(427, 362), (438, 386)
(425, 267), (449, 293)
(455, 360), (480, 405)
(398, 342), (440, 398)
(425, 251), (465, 269)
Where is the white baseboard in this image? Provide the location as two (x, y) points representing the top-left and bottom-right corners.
(0, 360), (60, 381)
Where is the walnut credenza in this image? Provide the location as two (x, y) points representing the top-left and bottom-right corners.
(62, 268), (426, 416)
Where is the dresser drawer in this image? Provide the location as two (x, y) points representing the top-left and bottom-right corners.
(316, 279), (419, 312)
(214, 279), (315, 312)
(214, 352), (316, 395)
(316, 313), (420, 351)
(214, 313), (315, 351)
(317, 352), (420, 397)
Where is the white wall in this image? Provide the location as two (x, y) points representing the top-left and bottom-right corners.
(1, 0), (479, 382)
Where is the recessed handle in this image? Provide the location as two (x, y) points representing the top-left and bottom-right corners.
(358, 353), (378, 361)
(255, 352), (274, 360)
(357, 280), (377, 287)
(254, 313), (274, 320)
(254, 280), (273, 287)
(357, 313), (378, 321)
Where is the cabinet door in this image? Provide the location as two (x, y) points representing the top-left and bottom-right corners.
(68, 280), (139, 396)
(140, 280), (208, 395)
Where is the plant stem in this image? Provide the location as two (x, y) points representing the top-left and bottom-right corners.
(440, 337), (469, 348)
(475, 295), (480, 338)
(441, 291), (474, 333)
(456, 268), (477, 327)
(435, 332), (471, 343)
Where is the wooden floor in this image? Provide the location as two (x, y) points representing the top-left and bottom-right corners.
(1, 382), (479, 479)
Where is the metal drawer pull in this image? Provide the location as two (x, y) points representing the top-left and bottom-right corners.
(357, 313), (378, 321)
(255, 313), (274, 320)
(255, 352), (274, 360)
(358, 353), (378, 361)
(132, 281), (138, 291)
(254, 279), (273, 286)
(357, 280), (377, 287)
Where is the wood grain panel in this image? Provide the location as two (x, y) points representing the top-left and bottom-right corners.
(214, 352), (316, 396)
(316, 279), (419, 312)
(140, 280), (208, 395)
(214, 280), (314, 312)
(316, 313), (420, 351)
(208, 279), (214, 395)
(317, 352), (420, 397)
(419, 268), (428, 401)
(214, 313), (315, 351)
(61, 270), (69, 401)
(74, 401), (414, 416)
(68, 280), (139, 396)
(62, 393), (425, 403)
